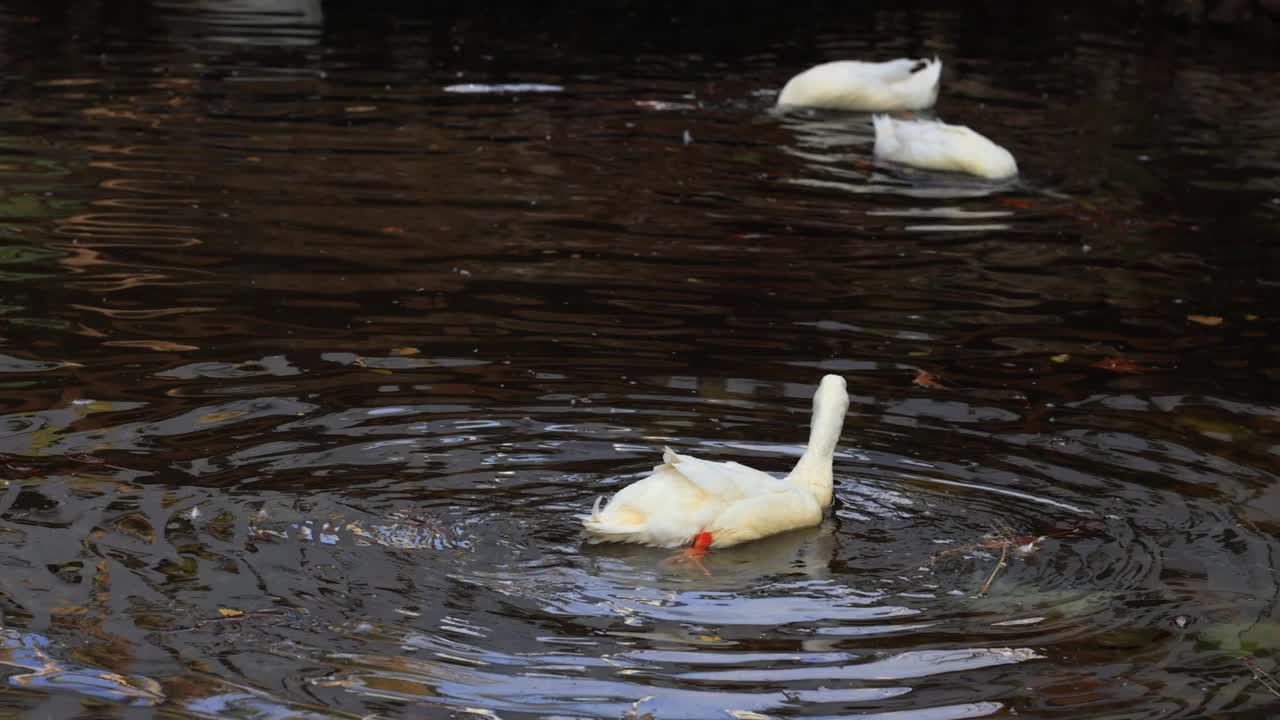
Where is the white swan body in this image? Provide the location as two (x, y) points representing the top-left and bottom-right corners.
(872, 114), (1018, 180)
(583, 375), (849, 549)
(776, 58), (941, 111)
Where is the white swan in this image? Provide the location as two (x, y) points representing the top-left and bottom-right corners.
(872, 114), (1018, 180)
(776, 58), (941, 112)
(583, 375), (849, 551)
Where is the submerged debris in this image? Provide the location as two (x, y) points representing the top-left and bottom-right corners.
(1242, 657), (1280, 698)
(248, 510), (470, 552)
(931, 518), (1104, 595)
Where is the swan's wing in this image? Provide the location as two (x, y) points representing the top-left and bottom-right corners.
(581, 447), (794, 548)
(663, 447), (788, 499)
(877, 119), (964, 163)
(707, 487), (824, 547)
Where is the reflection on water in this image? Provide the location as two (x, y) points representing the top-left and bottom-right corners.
(173, 0), (324, 46)
(0, 1), (1278, 718)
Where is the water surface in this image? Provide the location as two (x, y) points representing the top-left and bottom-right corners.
(0, 2), (1278, 718)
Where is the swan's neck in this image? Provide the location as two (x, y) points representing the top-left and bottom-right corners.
(786, 394), (846, 507)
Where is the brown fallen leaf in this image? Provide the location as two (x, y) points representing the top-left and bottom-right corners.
(1050, 354), (1070, 363)
(389, 347), (420, 356)
(218, 608), (244, 618)
(102, 340), (198, 352)
(381, 226), (406, 234)
(913, 369), (944, 389)
(197, 410), (247, 424)
(997, 197), (1038, 209)
(1091, 358), (1145, 374)
(1187, 314), (1223, 326)
(50, 604), (89, 615)
(45, 78), (99, 87)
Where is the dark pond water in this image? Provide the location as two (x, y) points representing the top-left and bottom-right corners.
(1, 1), (1279, 718)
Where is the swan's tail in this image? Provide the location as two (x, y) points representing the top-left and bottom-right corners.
(580, 450), (690, 547)
(908, 57), (943, 107)
(577, 495), (606, 525)
(581, 492), (671, 546)
(582, 495), (636, 542)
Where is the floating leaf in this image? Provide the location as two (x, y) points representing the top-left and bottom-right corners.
(997, 197), (1038, 209)
(1187, 314), (1223, 326)
(49, 604), (88, 615)
(1091, 358), (1145, 374)
(912, 369), (944, 389)
(1050, 354), (1070, 363)
(390, 347), (420, 356)
(1179, 414), (1243, 442)
(158, 557), (198, 578)
(103, 340), (198, 352)
(217, 608), (244, 618)
(381, 226), (405, 234)
(44, 78), (100, 87)
(197, 410), (247, 424)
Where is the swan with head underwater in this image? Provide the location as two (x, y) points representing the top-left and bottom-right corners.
(872, 114), (1018, 180)
(582, 375), (850, 567)
(776, 57), (942, 112)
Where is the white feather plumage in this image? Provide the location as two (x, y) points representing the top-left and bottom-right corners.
(872, 114), (1018, 180)
(777, 58), (941, 112)
(582, 375), (849, 549)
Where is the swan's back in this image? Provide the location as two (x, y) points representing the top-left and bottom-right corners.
(859, 58), (924, 83)
(777, 58), (941, 112)
(583, 448), (810, 548)
(873, 115), (1017, 180)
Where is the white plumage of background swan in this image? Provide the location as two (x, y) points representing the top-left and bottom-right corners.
(776, 58), (941, 112)
(872, 114), (1018, 180)
(583, 375), (849, 564)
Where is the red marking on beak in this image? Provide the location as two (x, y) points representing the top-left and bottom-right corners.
(693, 532), (714, 551)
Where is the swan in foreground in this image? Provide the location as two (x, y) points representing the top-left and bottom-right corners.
(776, 58), (941, 112)
(872, 114), (1018, 180)
(583, 375), (849, 562)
